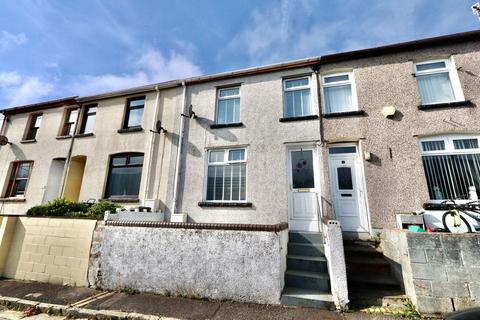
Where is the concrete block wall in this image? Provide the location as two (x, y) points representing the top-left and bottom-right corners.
(383, 229), (480, 314)
(1, 217), (97, 286)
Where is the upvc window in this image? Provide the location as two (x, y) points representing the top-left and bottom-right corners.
(61, 108), (79, 136)
(79, 104), (97, 134)
(216, 87), (240, 124)
(25, 113), (42, 140)
(105, 153), (144, 199)
(123, 97), (145, 128)
(6, 161), (33, 197)
(420, 135), (480, 200)
(206, 148), (246, 202)
(283, 77), (312, 118)
(322, 72), (357, 114)
(414, 59), (464, 105)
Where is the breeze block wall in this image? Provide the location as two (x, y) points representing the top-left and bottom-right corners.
(383, 229), (480, 314)
(92, 221), (288, 304)
(1, 217), (97, 286)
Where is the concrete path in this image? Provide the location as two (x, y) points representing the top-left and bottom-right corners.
(0, 279), (405, 320)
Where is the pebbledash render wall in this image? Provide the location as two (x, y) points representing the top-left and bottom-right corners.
(320, 40), (480, 230)
(89, 222), (288, 304)
(0, 216), (96, 286)
(383, 229), (480, 314)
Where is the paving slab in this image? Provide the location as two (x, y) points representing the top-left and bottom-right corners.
(0, 280), (97, 306)
(85, 292), (221, 320)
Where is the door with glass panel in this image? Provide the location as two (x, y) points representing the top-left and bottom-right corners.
(288, 148), (320, 232)
(328, 146), (368, 232)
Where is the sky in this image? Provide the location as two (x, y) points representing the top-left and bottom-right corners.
(0, 0), (478, 109)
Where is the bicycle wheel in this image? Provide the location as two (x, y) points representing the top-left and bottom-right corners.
(442, 211), (472, 233)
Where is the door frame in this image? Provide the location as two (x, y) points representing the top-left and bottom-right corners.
(286, 143), (322, 232)
(327, 142), (371, 234)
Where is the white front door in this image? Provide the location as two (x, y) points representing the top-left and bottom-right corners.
(328, 145), (369, 232)
(288, 148), (320, 232)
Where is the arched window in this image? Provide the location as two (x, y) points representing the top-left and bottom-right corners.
(105, 153), (144, 199)
(420, 135), (480, 200)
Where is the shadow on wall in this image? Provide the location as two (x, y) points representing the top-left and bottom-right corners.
(9, 144), (26, 161)
(321, 196), (334, 219)
(164, 131), (202, 158)
(2, 218), (25, 279)
(194, 116), (239, 142)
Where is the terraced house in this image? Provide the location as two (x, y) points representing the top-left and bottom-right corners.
(0, 30), (479, 309)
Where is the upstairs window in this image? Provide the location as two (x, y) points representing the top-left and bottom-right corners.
(61, 109), (78, 136)
(24, 113), (42, 140)
(216, 87), (240, 124)
(283, 77), (312, 118)
(79, 104), (97, 134)
(105, 153), (144, 199)
(322, 73), (357, 114)
(124, 97), (145, 128)
(206, 148), (246, 202)
(414, 59), (464, 105)
(6, 161), (33, 197)
(420, 135), (480, 200)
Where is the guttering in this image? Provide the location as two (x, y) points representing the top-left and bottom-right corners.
(1, 97), (78, 116)
(142, 85), (162, 204)
(171, 81), (187, 215)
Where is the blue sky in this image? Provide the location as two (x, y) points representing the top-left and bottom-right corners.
(0, 0), (478, 109)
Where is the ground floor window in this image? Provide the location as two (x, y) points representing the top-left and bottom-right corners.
(206, 148), (246, 202)
(6, 161), (33, 197)
(105, 153), (144, 199)
(420, 135), (480, 200)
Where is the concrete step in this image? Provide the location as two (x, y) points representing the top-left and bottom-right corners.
(287, 255), (328, 273)
(344, 244), (383, 259)
(289, 232), (323, 245)
(348, 286), (407, 308)
(288, 243), (325, 257)
(345, 256), (392, 273)
(347, 273), (401, 288)
(285, 270), (330, 291)
(281, 287), (334, 310)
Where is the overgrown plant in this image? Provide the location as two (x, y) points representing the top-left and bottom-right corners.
(361, 301), (422, 319)
(26, 198), (121, 219)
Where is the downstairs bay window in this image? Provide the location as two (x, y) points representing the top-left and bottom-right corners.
(420, 135), (480, 200)
(206, 148), (246, 202)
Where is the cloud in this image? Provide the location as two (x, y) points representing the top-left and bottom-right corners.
(70, 48), (202, 96)
(0, 71), (53, 107)
(0, 31), (27, 52)
(220, 0), (475, 66)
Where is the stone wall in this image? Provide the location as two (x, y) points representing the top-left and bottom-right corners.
(1, 217), (97, 286)
(383, 228), (480, 314)
(94, 223), (288, 304)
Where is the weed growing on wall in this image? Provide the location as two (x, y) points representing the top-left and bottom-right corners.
(26, 198), (121, 219)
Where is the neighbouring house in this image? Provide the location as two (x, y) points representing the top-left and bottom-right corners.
(0, 30), (479, 312)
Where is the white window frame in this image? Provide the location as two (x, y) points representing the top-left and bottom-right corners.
(216, 86), (241, 124)
(204, 148), (248, 203)
(321, 72), (358, 114)
(283, 76), (313, 118)
(414, 58), (465, 105)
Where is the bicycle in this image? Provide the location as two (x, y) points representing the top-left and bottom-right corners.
(441, 199), (480, 233)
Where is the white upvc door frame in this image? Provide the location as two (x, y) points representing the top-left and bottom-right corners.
(286, 143), (322, 232)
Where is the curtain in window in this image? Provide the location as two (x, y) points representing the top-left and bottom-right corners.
(416, 73), (455, 104)
(285, 89), (311, 118)
(106, 167), (142, 197)
(421, 141), (445, 151)
(217, 98), (240, 124)
(422, 154), (480, 200)
(324, 85), (353, 113)
(453, 139), (479, 150)
(207, 163), (246, 201)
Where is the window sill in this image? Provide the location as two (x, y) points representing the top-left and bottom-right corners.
(279, 115), (319, 122)
(0, 197), (26, 202)
(75, 133), (94, 138)
(20, 139), (36, 144)
(102, 198), (140, 203)
(56, 135), (72, 140)
(323, 110), (366, 118)
(418, 100), (473, 110)
(117, 127), (143, 133)
(210, 122), (244, 129)
(198, 201), (253, 208)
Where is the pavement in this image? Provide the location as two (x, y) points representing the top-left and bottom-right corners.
(0, 279), (410, 320)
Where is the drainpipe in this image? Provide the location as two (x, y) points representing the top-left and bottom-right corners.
(59, 104), (82, 198)
(312, 62), (324, 145)
(0, 113), (7, 136)
(142, 85), (161, 205)
(170, 81), (187, 215)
